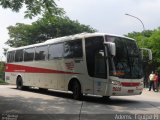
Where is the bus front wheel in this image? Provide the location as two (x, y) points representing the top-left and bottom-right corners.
(39, 88), (48, 92)
(72, 81), (82, 100)
(102, 96), (110, 101)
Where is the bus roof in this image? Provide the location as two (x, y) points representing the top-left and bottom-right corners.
(7, 32), (135, 51)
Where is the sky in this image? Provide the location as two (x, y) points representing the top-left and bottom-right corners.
(1, 0), (160, 60)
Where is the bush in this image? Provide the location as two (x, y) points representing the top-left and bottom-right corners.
(0, 79), (5, 84)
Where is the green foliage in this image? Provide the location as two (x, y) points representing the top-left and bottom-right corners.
(126, 28), (160, 71)
(0, 61), (5, 81)
(0, 0), (64, 18)
(3, 48), (8, 56)
(126, 30), (153, 47)
(0, 80), (5, 84)
(6, 15), (96, 47)
(0, 62), (5, 73)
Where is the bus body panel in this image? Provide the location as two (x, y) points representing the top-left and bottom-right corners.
(5, 33), (145, 97)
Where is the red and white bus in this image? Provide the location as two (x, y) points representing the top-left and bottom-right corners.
(5, 33), (152, 99)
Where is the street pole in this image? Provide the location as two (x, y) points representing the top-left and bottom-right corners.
(125, 13), (145, 47)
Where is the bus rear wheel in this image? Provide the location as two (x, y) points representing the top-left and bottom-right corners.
(16, 77), (23, 90)
(72, 81), (82, 100)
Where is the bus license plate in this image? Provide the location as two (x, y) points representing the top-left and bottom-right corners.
(128, 90), (134, 93)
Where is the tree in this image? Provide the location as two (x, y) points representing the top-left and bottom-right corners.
(0, 0), (65, 18)
(126, 30), (153, 47)
(6, 15), (96, 47)
(3, 48), (8, 56)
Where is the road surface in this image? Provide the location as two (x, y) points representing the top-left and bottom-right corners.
(0, 85), (160, 120)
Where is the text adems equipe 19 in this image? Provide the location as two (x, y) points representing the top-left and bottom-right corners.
(115, 114), (159, 120)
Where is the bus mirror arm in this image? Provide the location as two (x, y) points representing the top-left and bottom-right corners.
(104, 42), (116, 56)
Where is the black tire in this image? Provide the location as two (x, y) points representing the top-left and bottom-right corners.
(16, 77), (23, 90)
(39, 88), (48, 92)
(72, 81), (82, 100)
(102, 96), (110, 101)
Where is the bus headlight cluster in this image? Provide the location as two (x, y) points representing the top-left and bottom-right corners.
(111, 80), (121, 86)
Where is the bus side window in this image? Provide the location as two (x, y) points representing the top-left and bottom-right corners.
(35, 45), (48, 61)
(48, 43), (63, 60)
(15, 49), (23, 62)
(64, 39), (83, 58)
(24, 48), (35, 61)
(7, 51), (15, 63)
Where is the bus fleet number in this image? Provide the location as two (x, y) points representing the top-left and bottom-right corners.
(113, 87), (121, 91)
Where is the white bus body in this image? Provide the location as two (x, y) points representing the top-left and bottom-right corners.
(5, 33), (144, 99)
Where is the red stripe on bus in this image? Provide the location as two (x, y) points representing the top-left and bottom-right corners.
(121, 82), (140, 87)
(5, 64), (80, 74)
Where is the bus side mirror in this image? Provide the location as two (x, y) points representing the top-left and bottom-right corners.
(104, 42), (116, 56)
(140, 48), (152, 61)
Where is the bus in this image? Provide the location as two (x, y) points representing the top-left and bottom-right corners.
(5, 33), (152, 99)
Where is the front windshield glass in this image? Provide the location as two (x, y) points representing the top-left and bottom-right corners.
(106, 36), (143, 79)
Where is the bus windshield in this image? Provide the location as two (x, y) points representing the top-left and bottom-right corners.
(106, 36), (143, 79)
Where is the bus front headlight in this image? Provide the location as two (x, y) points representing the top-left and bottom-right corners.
(112, 80), (121, 86)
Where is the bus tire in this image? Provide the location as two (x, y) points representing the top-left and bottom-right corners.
(39, 88), (48, 92)
(102, 96), (110, 101)
(16, 76), (23, 90)
(72, 81), (82, 100)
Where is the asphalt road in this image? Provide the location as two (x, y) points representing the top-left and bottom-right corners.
(0, 85), (160, 120)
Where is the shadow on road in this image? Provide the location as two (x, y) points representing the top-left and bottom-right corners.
(11, 87), (141, 105)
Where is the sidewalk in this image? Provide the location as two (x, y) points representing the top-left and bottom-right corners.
(143, 87), (160, 93)
(142, 88), (159, 101)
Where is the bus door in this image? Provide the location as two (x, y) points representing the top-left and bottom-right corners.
(85, 36), (109, 95)
(93, 50), (108, 95)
